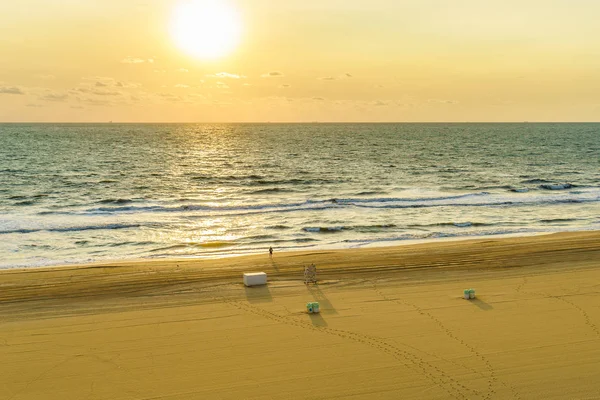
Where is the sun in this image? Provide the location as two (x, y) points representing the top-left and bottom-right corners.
(171, 0), (242, 60)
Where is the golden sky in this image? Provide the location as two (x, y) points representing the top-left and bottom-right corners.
(1, 0), (599, 122)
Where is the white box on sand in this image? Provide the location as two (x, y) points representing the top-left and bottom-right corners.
(243, 272), (267, 287)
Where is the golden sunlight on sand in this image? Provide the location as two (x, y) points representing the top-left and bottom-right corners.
(1, 232), (599, 399)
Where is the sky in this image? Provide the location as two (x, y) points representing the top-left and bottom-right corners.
(0, 0), (599, 122)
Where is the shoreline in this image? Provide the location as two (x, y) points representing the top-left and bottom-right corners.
(1, 230), (599, 302)
(1, 228), (593, 272)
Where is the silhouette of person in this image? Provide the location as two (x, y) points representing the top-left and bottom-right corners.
(269, 246), (273, 257)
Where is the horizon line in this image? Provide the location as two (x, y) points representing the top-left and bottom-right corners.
(1, 121), (599, 124)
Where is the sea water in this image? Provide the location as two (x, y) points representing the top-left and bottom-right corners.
(1, 123), (598, 268)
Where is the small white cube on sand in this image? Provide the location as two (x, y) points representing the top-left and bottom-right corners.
(243, 272), (267, 287)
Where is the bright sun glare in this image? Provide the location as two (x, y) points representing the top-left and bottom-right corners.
(171, 0), (241, 60)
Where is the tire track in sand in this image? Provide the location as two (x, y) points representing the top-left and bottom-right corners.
(371, 281), (522, 400)
(516, 277), (600, 339)
(223, 298), (474, 399)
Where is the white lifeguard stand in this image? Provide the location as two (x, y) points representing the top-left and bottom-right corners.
(304, 264), (317, 285)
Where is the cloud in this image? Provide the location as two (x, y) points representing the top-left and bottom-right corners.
(175, 68), (189, 73)
(427, 99), (459, 104)
(92, 90), (122, 96)
(40, 92), (68, 102)
(261, 71), (284, 78)
(215, 82), (230, 89)
(157, 93), (186, 103)
(80, 77), (141, 89)
(319, 73), (353, 81)
(26, 103), (43, 108)
(70, 105), (85, 109)
(206, 72), (244, 79)
(279, 84), (291, 88)
(121, 56), (154, 64)
(312, 97), (325, 101)
(0, 86), (24, 95)
(78, 98), (111, 106)
(174, 84), (190, 88)
(373, 100), (388, 106)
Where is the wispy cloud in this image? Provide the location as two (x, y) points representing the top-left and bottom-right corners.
(427, 99), (459, 104)
(26, 103), (43, 108)
(279, 84), (291, 88)
(78, 98), (112, 107)
(156, 93), (188, 103)
(312, 97), (325, 101)
(175, 68), (189, 73)
(318, 73), (353, 81)
(206, 72), (245, 79)
(174, 84), (190, 88)
(121, 56), (154, 64)
(40, 92), (68, 102)
(0, 86), (24, 95)
(82, 76), (140, 89)
(92, 90), (123, 96)
(261, 71), (284, 78)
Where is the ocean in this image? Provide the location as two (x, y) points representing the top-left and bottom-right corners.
(1, 123), (598, 269)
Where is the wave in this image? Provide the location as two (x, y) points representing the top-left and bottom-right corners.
(188, 175), (342, 186)
(198, 241), (235, 248)
(303, 223), (398, 233)
(250, 178), (343, 186)
(355, 190), (388, 196)
(539, 218), (579, 223)
(540, 183), (574, 190)
(32, 188), (600, 218)
(97, 198), (133, 204)
(408, 222), (495, 228)
(266, 225), (291, 230)
(14, 200), (37, 206)
(303, 226), (345, 233)
(0, 223), (141, 235)
(249, 188), (295, 194)
(521, 178), (553, 184)
(341, 227), (549, 246)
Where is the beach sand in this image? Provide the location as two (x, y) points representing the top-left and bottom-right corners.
(1, 231), (600, 399)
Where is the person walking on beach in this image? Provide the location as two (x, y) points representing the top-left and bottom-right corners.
(269, 246), (273, 257)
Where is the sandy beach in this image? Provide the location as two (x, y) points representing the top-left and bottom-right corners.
(1, 231), (600, 399)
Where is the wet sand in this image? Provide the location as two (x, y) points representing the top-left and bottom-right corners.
(1, 231), (600, 399)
